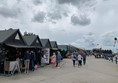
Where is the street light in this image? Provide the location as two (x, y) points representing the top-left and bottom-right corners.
(114, 37), (117, 43)
(114, 38), (118, 53)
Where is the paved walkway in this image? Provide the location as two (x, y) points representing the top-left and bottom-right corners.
(0, 56), (118, 83)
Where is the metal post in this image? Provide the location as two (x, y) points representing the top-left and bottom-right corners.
(114, 38), (118, 64)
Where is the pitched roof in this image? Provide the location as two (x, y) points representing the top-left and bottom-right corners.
(0, 29), (18, 43)
(50, 41), (58, 48)
(40, 39), (51, 48)
(23, 35), (37, 46)
(23, 35), (42, 47)
(0, 29), (28, 48)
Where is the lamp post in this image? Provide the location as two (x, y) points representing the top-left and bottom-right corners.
(114, 38), (117, 53)
(114, 38), (118, 64)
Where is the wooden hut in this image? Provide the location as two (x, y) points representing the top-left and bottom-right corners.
(50, 41), (58, 56)
(40, 39), (52, 64)
(0, 29), (27, 73)
(23, 35), (43, 64)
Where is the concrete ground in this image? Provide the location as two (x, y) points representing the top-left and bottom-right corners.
(0, 56), (118, 83)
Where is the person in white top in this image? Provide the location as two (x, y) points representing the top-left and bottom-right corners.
(71, 53), (77, 67)
(77, 54), (83, 67)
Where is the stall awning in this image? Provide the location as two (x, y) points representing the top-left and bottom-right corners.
(5, 44), (42, 48)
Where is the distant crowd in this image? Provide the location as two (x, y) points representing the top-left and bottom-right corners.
(71, 51), (87, 67)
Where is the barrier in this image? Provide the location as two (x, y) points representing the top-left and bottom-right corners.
(4, 61), (21, 75)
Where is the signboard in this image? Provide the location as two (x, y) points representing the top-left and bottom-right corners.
(43, 48), (50, 64)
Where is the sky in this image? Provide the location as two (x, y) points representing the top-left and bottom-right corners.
(0, 0), (118, 50)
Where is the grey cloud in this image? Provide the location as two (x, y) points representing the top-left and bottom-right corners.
(17, 0), (21, 3)
(71, 32), (96, 49)
(47, 5), (69, 21)
(0, 6), (21, 18)
(51, 21), (57, 24)
(33, 0), (42, 5)
(103, 0), (109, 1)
(57, 0), (78, 5)
(71, 14), (91, 26)
(57, 0), (96, 8)
(63, 12), (68, 17)
(32, 11), (45, 23)
(83, 33), (96, 47)
(48, 12), (62, 20)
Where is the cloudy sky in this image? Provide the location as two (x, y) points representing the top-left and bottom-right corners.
(0, 0), (118, 50)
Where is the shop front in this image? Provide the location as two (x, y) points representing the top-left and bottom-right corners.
(41, 39), (52, 64)
(0, 29), (28, 74)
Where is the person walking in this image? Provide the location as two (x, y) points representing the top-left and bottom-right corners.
(82, 53), (86, 65)
(77, 53), (83, 67)
(56, 51), (62, 68)
(71, 52), (77, 67)
(30, 51), (35, 71)
(23, 50), (31, 73)
(51, 52), (56, 68)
